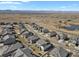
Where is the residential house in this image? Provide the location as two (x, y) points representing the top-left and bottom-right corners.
(36, 39), (53, 51)
(2, 42), (24, 57)
(11, 47), (37, 57)
(48, 31), (57, 37)
(48, 47), (69, 57)
(22, 31), (33, 38)
(27, 35), (40, 44)
(2, 34), (16, 45)
(41, 28), (49, 33)
(40, 43), (54, 51)
(56, 32), (68, 40)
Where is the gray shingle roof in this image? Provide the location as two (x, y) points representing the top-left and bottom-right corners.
(48, 31), (57, 37)
(40, 43), (53, 51)
(13, 47), (36, 57)
(41, 28), (49, 33)
(27, 35), (39, 43)
(0, 45), (10, 56)
(2, 24), (13, 29)
(36, 39), (47, 46)
(18, 22), (28, 32)
(2, 42), (23, 56)
(2, 34), (15, 41)
(2, 28), (14, 36)
(70, 37), (79, 45)
(57, 32), (68, 40)
(49, 47), (69, 57)
(12, 48), (24, 57)
(2, 34), (16, 45)
(0, 38), (2, 43)
(22, 31), (33, 38)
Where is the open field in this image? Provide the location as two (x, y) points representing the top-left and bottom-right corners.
(0, 12), (79, 36)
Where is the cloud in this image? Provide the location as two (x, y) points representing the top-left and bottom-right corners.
(10, 5), (17, 9)
(60, 4), (79, 9)
(0, 1), (31, 10)
(60, 6), (67, 9)
(21, 1), (30, 2)
(0, 5), (18, 10)
(0, 0), (30, 1)
(60, 5), (73, 9)
(59, 4), (79, 11)
(0, 1), (22, 4)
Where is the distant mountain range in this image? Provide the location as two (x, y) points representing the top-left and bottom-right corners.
(0, 10), (79, 14)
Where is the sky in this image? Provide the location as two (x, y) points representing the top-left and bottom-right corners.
(0, 1), (79, 11)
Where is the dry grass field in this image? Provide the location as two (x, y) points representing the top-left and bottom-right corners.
(0, 13), (79, 36)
